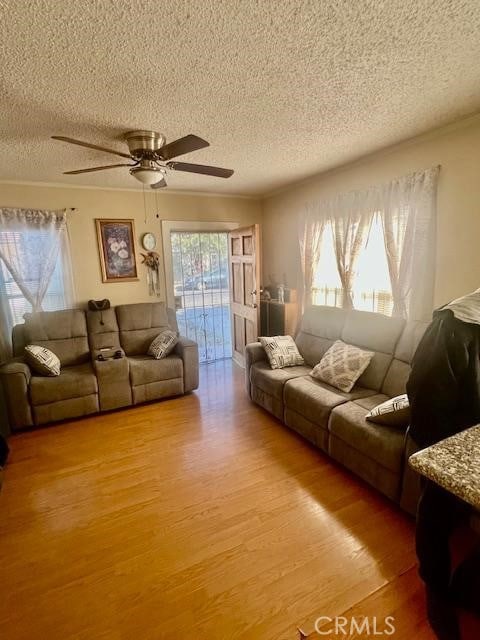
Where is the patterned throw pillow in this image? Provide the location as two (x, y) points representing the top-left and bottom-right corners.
(148, 330), (178, 359)
(310, 340), (374, 393)
(259, 335), (304, 370)
(366, 394), (410, 428)
(24, 344), (61, 376)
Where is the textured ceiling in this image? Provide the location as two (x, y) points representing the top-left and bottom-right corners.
(1, 0), (480, 196)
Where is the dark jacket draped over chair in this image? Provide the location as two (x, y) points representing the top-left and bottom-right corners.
(407, 308), (480, 448)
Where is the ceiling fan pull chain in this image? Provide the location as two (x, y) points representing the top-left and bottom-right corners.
(154, 188), (159, 219)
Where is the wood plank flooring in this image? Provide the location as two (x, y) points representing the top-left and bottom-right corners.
(0, 359), (436, 639)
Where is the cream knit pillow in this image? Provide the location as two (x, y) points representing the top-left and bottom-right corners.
(310, 340), (374, 393)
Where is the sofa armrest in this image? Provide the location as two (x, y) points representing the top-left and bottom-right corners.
(0, 357), (33, 429)
(174, 336), (199, 392)
(245, 342), (266, 397)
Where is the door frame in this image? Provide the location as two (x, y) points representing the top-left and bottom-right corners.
(161, 220), (240, 310)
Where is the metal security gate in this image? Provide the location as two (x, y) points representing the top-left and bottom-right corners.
(171, 231), (232, 363)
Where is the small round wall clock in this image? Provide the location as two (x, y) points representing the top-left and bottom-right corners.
(142, 232), (157, 251)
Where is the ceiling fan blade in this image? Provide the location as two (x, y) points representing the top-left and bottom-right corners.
(52, 136), (132, 159)
(159, 134), (209, 160)
(167, 161), (234, 178)
(151, 177), (167, 189)
(63, 163), (135, 175)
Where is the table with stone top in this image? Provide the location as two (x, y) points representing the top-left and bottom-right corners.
(409, 425), (480, 511)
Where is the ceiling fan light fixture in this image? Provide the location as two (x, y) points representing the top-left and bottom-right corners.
(129, 165), (163, 185)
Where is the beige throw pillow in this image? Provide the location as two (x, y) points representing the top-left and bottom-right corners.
(366, 394), (410, 428)
(259, 335), (304, 370)
(310, 340), (373, 393)
(25, 344), (61, 376)
(148, 330), (178, 359)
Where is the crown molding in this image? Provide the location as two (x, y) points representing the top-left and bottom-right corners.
(0, 179), (259, 200)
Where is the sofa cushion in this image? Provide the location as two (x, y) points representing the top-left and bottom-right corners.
(87, 308), (121, 351)
(310, 340), (374, 392)
(381, 320), (429, 397)
(341, 310), (405, 354)
(23, 309), (89, 366)
(24, 345), (60, 376)
(30, 363), (97, 406)
(381, 359), (411, 398)
(342, 310), (405, 391)
(394, 320), (430, 364)
(250, 361), (311, 400)
(284, 375), (376, 429)
(295, 305), (347, 366)
(116, 302), (170, 356)
(329, 401), (406, 473)
(356, 351), (395, 392)
(295, 334), (334, 368)
(352, 393), (391, 411)
(259, 335), (304, 369)
(128, 355), (183, 386)
(301, 305), (348, 338)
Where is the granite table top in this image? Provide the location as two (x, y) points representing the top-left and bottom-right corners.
(409, 425), (480, 510)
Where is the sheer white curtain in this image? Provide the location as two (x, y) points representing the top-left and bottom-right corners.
(299, 192), (375, 311)
(380, 167), (439, 320)
(0, 284), (12, 363)
(298, 204), (326, 311)
(0, 208), (75, 362)
(330, 193), (374, 309)
(323, 189), (376, 309)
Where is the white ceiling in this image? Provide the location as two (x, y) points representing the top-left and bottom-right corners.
(1, 0), (480, 196)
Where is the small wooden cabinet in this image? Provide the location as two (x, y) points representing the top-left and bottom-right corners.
(260, 300), (298, 336)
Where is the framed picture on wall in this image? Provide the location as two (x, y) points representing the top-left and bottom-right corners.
(95, 218), (138, 282)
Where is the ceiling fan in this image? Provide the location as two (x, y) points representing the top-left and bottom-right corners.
(51, 130), (234, 189)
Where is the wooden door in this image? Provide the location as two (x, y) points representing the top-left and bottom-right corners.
(228, 225), (261, 367)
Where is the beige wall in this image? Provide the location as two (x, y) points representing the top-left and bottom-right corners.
(0, 183), (262, 307)
(262, 113), (480, 308)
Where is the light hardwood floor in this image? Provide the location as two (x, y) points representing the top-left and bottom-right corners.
(0, 359), (437, 639)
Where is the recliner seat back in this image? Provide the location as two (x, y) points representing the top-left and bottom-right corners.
(23, 309), (89, 366)
(116, 302), (171, 356)
(86, 308), (121, 352)
(381, 320), (429, 397)
(295, 305), (405, 391)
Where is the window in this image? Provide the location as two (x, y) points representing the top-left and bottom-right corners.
(313, 214), (393, 316)
(0, 229), (71, 326)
